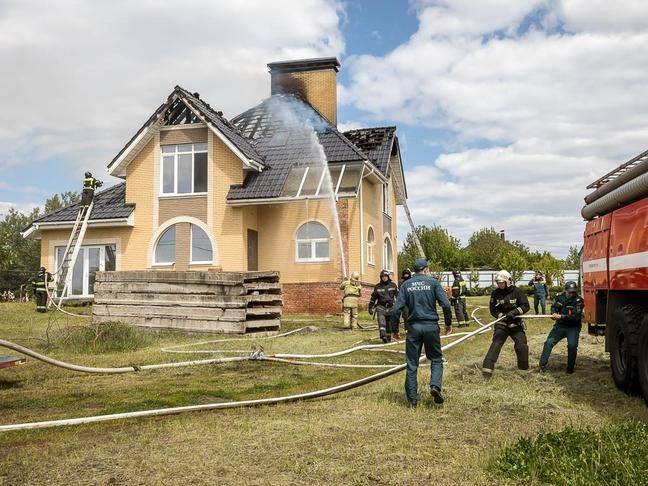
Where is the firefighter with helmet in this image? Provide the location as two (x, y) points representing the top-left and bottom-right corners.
(451, 270), (469, 327)
(31, 266), (52, 313)
(539, 281), (584, 374)
(482, 270), (530, 379)
(339, 271), (362, 329)
(81, 171), (103, 207)
(368, 269), (400, 342)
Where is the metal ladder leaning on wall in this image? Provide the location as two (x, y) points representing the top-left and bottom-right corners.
(51, 201), (94, 304)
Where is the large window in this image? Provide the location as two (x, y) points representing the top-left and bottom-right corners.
(55, 244), (116, 297)
(367, 226), (375, 265)
(296, 221), (330, 262)
(161, 143), (208, 195)
(383, 236), (393, 272)
(154, 225), (176, 264)
(190, 224), (213, 264)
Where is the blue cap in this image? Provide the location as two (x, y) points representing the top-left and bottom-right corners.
(412, 258), (428, 272)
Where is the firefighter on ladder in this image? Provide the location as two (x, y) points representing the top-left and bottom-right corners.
(31, 267), (51, 312)
(81, 172), (103, 207)
(450, 270), (469, 327)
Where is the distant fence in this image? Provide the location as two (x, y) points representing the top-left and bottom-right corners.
(437, 270), (580, 289)
(0, 270), (34, 302)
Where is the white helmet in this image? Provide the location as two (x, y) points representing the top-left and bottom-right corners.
(495, 270), (512, 286)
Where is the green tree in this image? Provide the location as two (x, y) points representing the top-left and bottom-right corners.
(463, 227), (508, 268)
(564, 245), (581, 269)
(536, 254), (565, 286)
(44, 191), (80, 214)
(495, 248), (527, 283)
(399, 225), (463, 273)
(0, 208), (41, 272)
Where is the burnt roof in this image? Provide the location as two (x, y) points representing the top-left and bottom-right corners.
(227, 95), (368, 200)
(343, 127), (397, 176)
(32, 183), (134, 224)
(108, 86), (264, 171)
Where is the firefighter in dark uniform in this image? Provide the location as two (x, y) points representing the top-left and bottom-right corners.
(450, 270), (469, 327)
(368, 270), (399, 343)
(539, 281), (584, 374)
(394, 258), (453, 406)
(81, 172), (103, 207)
(31, 267), (51, 312)
(482, 270), (530, 379)
(398, 268), (412, 326)
(528, 271), (549, 314)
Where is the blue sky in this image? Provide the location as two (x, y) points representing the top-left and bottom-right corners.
(3, 0), (648, 256)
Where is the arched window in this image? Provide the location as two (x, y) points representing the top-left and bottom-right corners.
(383, 236), (393, 272)
(190, 224), (213, 263)
(296, 221), (330, 262)
(154, 225), (176, 264)
(367, 226), (375, 265)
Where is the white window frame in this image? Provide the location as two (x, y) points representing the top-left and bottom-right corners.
(153, 225), (176, 266)
(383, 235), (393, 272)
(190, 224), (214, 265)
(295, 221), (331, 263)
(382, 182), (392, 216)
(367, 225), (376, 266)
(160, 143), (208, 197)
(55, 245), (112, 297)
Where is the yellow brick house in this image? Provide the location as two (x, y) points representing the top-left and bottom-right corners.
(23, 58), (408, 313)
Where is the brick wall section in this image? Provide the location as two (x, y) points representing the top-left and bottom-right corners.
(159, 196), (207, 224)
(271, 69), (337, 125)
(283, 280), (375, 314)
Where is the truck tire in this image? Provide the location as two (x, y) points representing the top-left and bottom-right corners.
(609, 304), (642, 394)
(636, 316), (648, 405)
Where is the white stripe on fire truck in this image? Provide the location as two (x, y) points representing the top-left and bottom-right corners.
(609, 251), (648, 271)
(582, 258), (607, 273)
(582, 251), (648, 273)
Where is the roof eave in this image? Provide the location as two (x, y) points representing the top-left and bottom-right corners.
(22, 216), (134, 240)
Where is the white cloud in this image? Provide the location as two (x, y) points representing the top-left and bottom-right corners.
(344, 0), (648, 256)
(0, 0), (344, 179)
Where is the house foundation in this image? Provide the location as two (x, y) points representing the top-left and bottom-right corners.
(92, 270), (282, 333)
(282, 281), (374, 315)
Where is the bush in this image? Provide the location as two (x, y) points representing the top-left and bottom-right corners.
(489, 422), (648, 485)
(58, 322), (154, 354)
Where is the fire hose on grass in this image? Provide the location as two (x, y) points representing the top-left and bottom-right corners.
(0, 314), (509, 432)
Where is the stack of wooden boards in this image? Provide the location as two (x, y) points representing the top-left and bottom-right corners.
(92, 271), (282, 333)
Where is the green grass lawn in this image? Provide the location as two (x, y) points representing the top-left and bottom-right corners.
(1, 298), (647, 485)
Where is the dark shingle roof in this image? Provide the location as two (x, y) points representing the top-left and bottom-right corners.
(343, 127), (396, 175)
(227, 95), (368, 200)
(175, 87), (264, 167)
(33, 183), (134, 224)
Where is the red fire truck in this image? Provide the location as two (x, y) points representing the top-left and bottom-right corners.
(582, 149), (648, 403)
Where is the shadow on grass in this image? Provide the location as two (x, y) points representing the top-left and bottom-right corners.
(536, 354), (647, 415)
(0, 379), (22, 390)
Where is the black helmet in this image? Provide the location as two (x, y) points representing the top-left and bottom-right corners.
(38, 266), (46, 273)
(85, 171), (92, 178)
(401, 268), (411, 279)
(380, 269), (391, 280)
(453, 270), (461, 278)
(564, 281), (577, 293)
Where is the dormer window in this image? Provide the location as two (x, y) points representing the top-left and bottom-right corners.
(161, 143), (208, 195)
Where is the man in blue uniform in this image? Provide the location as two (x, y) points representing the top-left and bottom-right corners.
(539, 281), (584, 374)
(394, 258), (453, 407)
(528, 271), (549, 315)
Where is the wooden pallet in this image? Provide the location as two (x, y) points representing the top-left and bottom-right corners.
(92, 271), (282, 334)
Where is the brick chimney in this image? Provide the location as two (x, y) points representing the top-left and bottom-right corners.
(268, 57), (340, 125)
